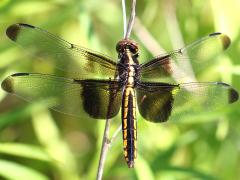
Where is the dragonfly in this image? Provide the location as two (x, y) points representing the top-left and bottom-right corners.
(2, 23), (239, 168)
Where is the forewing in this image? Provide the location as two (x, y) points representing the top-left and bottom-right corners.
(136, 82), (238, 123)
(1, 73), (122, 119)
(140, 33), (231, 83)
(6, 23), (117, 79)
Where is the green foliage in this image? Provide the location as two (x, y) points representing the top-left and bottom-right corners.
(0, 0), (239, 179)
(0, 160), (48, 180)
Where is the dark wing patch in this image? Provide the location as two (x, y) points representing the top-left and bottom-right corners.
(1, 73), (122, 119)
(136, 82), (179, 122)
(75, 79), (122, 119)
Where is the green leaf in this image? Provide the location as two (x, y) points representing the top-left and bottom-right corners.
(0, 143), (51, 162)
(0, 99), (57, 129)
(32, 110), (80, 180)
(135, 154), (155, 180)
(0, 160), (48, 180)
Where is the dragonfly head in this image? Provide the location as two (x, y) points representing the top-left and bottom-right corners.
(116, 39), (139, 56)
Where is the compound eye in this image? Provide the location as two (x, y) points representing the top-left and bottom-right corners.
(116, 43), (121, 52)
(129, 44), (138, 54)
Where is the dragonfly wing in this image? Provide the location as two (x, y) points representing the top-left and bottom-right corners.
(140, 33), (231, 83)
(1, 73), (122, 119)
(136, 81), (238, 123)
(136, 82), (178, 122)
(6, 23), (118, 79)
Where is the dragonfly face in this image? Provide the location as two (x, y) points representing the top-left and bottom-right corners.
(2, 23), (239, 168)
(116, 39), (139, 57)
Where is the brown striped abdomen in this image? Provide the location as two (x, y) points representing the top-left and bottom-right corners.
(122, 87), (137, 168)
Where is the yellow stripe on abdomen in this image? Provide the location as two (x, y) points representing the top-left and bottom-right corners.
(122, 87), (137, 168)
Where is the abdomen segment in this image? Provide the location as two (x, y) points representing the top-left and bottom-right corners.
(122, 87), (137, 168)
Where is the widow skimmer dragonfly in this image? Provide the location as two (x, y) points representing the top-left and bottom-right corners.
(2, 23), (239, 168)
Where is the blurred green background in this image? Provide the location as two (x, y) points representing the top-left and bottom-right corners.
(0, 0), (240, 179)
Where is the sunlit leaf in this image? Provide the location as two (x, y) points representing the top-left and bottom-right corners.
(0, 160), (48, 180)
(0, 143), (51, 161)
(135, 154), (155, 180)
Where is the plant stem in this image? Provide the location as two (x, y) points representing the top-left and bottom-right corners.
(96, 118), (111, 180)
(125, 0), (137, 39)
(122, 0), (127, 38)
(96, 0), (137, 179)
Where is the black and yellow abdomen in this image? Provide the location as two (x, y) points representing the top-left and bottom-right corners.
(118, 48), (138, 168)
(122, 87), (137, 168)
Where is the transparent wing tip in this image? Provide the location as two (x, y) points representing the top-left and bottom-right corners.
(229, 88), (239, 104)
(209, 32), (231, 50)
(6, 23), (35, 41)
(6, 24), (21, 41)
(217, 82), (239, 104)
(1, 73), (30, 93)
(220, 34), (231, 50)
(1, 75), (14, 93)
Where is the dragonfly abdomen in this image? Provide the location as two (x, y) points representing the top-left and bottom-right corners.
(122, 87), (137, 168)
